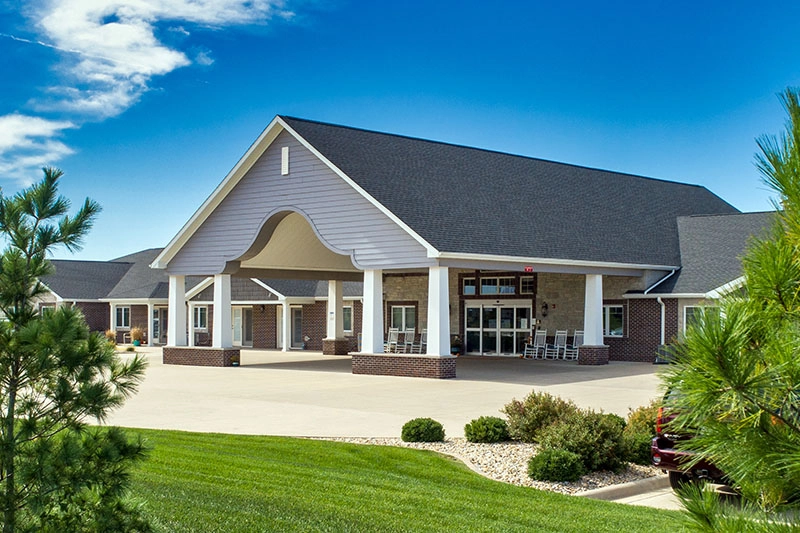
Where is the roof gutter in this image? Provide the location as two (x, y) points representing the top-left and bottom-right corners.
(644, 269), (677, 295)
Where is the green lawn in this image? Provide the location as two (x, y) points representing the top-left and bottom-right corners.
(129, 428), (684, 532)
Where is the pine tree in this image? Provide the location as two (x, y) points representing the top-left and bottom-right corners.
(0, 168), (149, 532)
(662, 89), (800, 530)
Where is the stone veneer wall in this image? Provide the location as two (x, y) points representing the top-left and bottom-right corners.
(352, 354), (456, 379)
(163, 346), (240, 367)
(535, 273), (584, 334)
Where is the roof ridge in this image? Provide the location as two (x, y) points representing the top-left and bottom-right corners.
(679, 210), (775, 220)
(280, 115), (712, 190)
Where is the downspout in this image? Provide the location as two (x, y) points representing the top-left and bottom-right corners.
(644, 269), (676, 347)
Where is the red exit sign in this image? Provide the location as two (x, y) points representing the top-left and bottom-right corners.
(523, 266), (534, 273)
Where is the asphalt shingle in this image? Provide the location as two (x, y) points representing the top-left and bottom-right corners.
(282, 116), (739, 267)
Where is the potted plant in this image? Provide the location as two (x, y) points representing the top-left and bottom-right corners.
(130, 326), (144, 347)
(450, 336), (463, 356)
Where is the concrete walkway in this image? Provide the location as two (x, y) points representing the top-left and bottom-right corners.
(108, 348), (663, 438)
(107, 348), (680, 510)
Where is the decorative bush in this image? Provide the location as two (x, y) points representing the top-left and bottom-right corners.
(464, 416), (509, 443)
(538, 410), (626, 473)
(621, 400), (660, 465)
(528, 449), (585, 482)
(401, 418), (445, 442)
(625, 400), (659, 435)
(104, 329), (116, 343)
(501, 391), (579, 443)
(130, 326), (145, 343)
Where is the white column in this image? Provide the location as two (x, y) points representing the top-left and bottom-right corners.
(281, 301), (291, 352)
(426, 266), (451, 356)
(326, 280), (344, 340)
(147, 303), (154, 346)
(109, 303), (116, 333)
(361, 269), (384, 354)
(167, 276), (187, 346)
(188, 302), (196, 347)
(212, 274), (232, 348)
(584, 274), (604, 346)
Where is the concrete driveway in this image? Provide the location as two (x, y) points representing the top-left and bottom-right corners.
(107, 348), (664, 438)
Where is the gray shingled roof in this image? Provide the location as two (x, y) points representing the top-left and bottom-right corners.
(42, 260), (132, 300)
(281, 117), (739, 267)
(107, 248), (170, 299)
(650, 211), (776, 295)
(258, 279), (363, 298)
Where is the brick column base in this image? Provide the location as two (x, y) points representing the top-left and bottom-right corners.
(323, 338), (351, 355)
(352, 353), (456, 379)
(578, 345), (609, 365)
(163, 346), (241, 367)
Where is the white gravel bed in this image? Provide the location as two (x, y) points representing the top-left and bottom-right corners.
(315, 437), (661, 495)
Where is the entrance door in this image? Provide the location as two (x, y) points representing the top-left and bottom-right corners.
(232, 307), (253, 347)
(465, 302), (532, 355)
(291, 307), (303, 348)
(152, 308), (168, 345)
(276, 309), (283, 348)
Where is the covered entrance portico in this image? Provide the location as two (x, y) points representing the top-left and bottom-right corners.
(150, 117), (675, 376)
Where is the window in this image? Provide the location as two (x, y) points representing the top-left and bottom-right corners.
(193, 306), (208, 330)
(520, 276), (535, 294)
(39, 303), (56, 315)
(603, 305), (623, 337)
(115, 306), (131, 329)
(391, 305), (416, 330)
(480, 277), (516, 295)
(463, 278), (476, 295)
(684, 306), (719, 333)
(343, 306), (353, 334)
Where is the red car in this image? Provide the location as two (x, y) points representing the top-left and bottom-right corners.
(650, 404), (728, 490)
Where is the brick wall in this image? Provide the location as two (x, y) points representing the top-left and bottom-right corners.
(131, 305), (148, 339)
(606, 298), (679, 363)
(302, 302), (327, 350)
(163, 346), (240, 367)
(352, 354), (456, 379)
(253, 304), (277, 349)
(74, 302), (110, 333)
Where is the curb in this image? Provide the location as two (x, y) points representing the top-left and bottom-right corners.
(579, 475), (670, 501)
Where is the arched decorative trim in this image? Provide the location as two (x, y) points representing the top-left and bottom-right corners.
(225, 206), (361, 272)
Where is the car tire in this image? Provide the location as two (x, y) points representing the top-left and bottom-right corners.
(668, 470), (692, 491)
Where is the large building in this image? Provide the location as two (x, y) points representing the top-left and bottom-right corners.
(138, 116), (774, 378)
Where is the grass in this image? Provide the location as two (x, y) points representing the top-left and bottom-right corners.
(129, 428), (684, 532)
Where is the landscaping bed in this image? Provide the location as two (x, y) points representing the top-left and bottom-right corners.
(317, 437), (662, 495)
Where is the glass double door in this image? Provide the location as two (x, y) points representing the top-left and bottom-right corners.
(465, 302), (532, 355)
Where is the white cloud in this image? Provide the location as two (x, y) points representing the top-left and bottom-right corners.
(195, 49), (214, 66)
(34, 0), (289, 117)
(3, 0), (293, 184)
(0, 114), (75, 184)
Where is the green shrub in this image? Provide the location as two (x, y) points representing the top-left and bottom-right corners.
(528, 449), (585, 482)
(501, 391), (579, 443)
(621, 400), (660, 465)
(538, 410), (626, 472)
(625, 400), (659, 436)
(622, 431), (654, 465)
(401, 418), (445, 442)
(464, 416), (509, 443)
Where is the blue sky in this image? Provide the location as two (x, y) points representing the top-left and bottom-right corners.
(2, 1), (799, 261)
